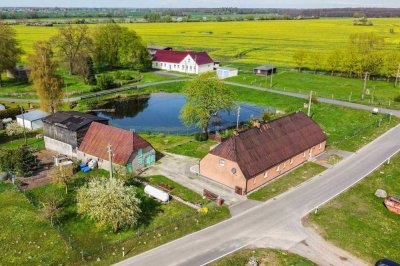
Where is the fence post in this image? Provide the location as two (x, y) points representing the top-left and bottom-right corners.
(81, 250), (84, 261)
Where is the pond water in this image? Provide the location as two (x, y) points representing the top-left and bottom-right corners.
(94, 93), (273, 134)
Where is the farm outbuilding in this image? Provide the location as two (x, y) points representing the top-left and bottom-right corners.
(16, 110), (49, 130)
(6, 66), (31, 80)
(217, 67), (238, 79)
(253, 65), (277, 76)
(43, 111), (108, 158)
(147, 45), (173, 56)
(77, 122), (156, 174)
(199, 112), (326, 195)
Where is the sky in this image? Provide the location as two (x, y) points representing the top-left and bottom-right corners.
(0, 0), (399, 8)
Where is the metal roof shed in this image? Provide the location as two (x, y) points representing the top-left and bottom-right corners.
(16, 110), (49, 130)
(253, 65), (277, 76)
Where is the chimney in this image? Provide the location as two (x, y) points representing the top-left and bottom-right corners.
(233, 130), (239, 136)
(252, 119), (261, 129)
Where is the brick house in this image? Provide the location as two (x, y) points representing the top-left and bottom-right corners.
(199, 112), (326, 195)
(152, 50), (214, 74)
(77, 122), (156, 174)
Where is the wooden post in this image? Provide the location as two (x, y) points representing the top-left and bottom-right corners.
(19, 106), (27, 145)
(361, 72), (368, 100)
(395, 64), (400, 88)
(307, 91), (313, 117)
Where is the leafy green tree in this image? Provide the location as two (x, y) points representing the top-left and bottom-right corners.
(325, 49), (343, 75)
(292, 49), (308, 72)
(93, 24), (150, 70)
(309, 52), (324, 74)
(49, 165), (74, 194)
(381, 51), (400, 82)
(53, 24), (92, 75)
(39, 188), (65, 226)
(28, 41), (64, 113)
(76, 56), (96, 85)
(77, 177), (141, 232)
(180, 72), (234, 134)
(0, 24), (23, 87)
(0, 145), (37, 177)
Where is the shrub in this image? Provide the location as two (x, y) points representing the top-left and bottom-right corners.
(96, 74), (115, 90)
(0, 107), (21, 120)
(6, 121), (25, 136)
(0, 145), (38, 177)
(394, 95), (400, 103)
(194, 132), (208, 141)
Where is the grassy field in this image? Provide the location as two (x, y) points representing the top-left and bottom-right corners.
(248, 163), (326, 202)
(0, 70), (177, 99)
(0, 136), (44, 150)
(309, 154), (400, 263)
(0, 182), (76, 265)
(15, 170), (230, 265)
(227, 69), (400, 109)
(211, 248), (316, 266)
(11, 18), (400, 65)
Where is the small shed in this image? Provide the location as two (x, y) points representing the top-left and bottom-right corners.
(217, 67), (238, 79)
(6, 66), (31, 80)
(16, 110), (49, 130)
(253, 65), (277, 76)
(147, 45), (173, 56)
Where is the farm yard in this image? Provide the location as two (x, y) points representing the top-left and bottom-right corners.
(11, 18), (400, 66)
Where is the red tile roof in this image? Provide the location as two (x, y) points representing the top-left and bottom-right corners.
(78, 122), (152, 165)
(153, 50), (214, 65)
(209, 112), (326, 179)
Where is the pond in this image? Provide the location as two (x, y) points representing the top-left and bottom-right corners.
(94, 93), (273, 134)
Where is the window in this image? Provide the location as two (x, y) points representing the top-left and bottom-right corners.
(276, 165), (280, 172)
(319, 143), (322, 150)
(264, 171), (268, 179)
(290, 158), (293, 165)
(283, 162), (286, 169)
(303, 151), (306, 158)
(219, 159), (225, 166)
(253, 177), (257, 184)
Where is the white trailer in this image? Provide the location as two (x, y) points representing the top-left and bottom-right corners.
(144, 185), (170, 202)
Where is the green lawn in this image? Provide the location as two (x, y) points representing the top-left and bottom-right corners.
(0, 136), (44, 150)
(144, 175), (208, 205)
(227, 69), (400, 110)
(309, 154), (400, 263)
(0, 182), (76, 265)
(211, 248), (316, 266)
(20, 170), (230, 265)
(139, 133), (217, 159)
(248, 163), (326, 202)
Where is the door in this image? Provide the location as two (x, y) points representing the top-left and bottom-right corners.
(145, 154), (156, 166)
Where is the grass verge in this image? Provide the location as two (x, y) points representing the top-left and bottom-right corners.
(248, 162), (326, 202)
(308, 154), (400, 263)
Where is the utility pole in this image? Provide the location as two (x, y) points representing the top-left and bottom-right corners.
(361, 72), (368, 100)
(236, 105), (241, 130)
(307, 91), (313, 117)
(19, 106), (27, 145)
(65, 84), (69, 104)
(270, 65), (273, 89)
(395, 64), (400, 88)
(107, 144), (113, 179)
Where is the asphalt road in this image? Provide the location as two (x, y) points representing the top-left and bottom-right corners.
(115, 124), (400, 266)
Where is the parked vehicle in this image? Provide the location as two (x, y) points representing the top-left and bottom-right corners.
(375, 258), (400, 266)
(384, 196), (400, 215)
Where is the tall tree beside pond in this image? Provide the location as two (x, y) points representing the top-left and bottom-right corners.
(53, 24), (93, 75)
(180, 72), (234, 134)
(29, 41), (64, 113)
(0, 24), (23, 87)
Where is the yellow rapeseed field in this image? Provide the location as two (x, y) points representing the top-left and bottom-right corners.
(13, 18), (400, 66)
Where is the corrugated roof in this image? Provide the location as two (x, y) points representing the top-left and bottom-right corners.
(43, 111), (108, 131)
(78, 122), (152, 165)
(254, 65), (276, 71)
(153, 50), (214, 65)
(210, 112), (326, 179)
(16, 110), (49, 121)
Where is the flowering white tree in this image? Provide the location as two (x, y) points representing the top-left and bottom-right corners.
(77, 177), (141, 232)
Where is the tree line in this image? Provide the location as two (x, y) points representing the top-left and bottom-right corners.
(0, 23), (151, 113)
(292, 32), (400, 83)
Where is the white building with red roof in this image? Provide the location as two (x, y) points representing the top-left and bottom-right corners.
(152, 50), (215, 74)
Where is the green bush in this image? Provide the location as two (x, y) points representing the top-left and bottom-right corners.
(0, 108), (21, 120)
(194, 132), (208, 141)
(394, 95), (400, 103)
(96, 74), (115, 90)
